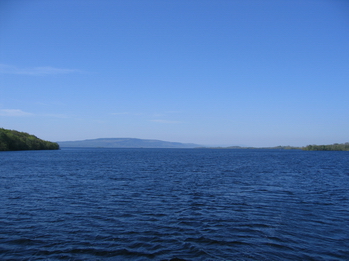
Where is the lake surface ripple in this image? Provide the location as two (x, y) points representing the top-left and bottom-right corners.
(1, 148), (348, 260)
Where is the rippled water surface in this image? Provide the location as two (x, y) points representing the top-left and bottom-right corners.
(1, 148), (349, 260)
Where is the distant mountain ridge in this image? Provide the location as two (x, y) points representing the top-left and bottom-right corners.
(58, 138), (200, 148)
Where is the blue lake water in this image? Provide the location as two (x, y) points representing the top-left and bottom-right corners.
(1, 148), (348, 260)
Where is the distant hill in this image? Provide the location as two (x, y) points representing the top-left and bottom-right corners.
(0, 128), (59, 151)
(58, 138), (200, 148)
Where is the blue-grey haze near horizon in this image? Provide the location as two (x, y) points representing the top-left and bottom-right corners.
(1, 148), (348, 260)
(58, 138), (200, 148)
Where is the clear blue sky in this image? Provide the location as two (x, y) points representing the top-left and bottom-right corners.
(1, 0), (348, 147)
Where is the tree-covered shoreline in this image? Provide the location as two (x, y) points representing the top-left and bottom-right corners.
(302, 143), (349, 151)
(0, 128), (59, 151)
(206, 143), (349, 151)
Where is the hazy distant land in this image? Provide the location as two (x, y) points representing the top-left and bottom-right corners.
(58, 138), (349, 151)
(58, 138), (200, 149)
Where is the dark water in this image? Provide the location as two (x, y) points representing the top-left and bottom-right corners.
(1, 148), (349, 260)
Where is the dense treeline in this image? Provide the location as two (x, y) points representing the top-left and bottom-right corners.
(302, 143), (349, 151)
(0, 128), (59, 151)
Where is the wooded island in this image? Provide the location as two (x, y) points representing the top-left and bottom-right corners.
(0, 128), (59, 151)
